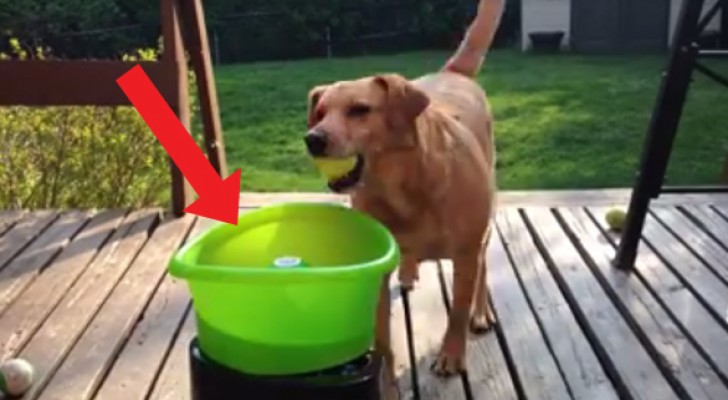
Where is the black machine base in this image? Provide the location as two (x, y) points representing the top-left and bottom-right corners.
(188, 338), (383, 400)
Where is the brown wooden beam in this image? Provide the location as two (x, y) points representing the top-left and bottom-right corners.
(0, 0), (229, 219)
(0, 61), (177, 106)
(161, 0), (194, 217)
(180, 0), (229, 177)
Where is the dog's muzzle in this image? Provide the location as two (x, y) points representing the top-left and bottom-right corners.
(305, 130), (328, 157)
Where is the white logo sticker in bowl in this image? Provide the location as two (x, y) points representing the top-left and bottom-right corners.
(273, 256), (302, 268)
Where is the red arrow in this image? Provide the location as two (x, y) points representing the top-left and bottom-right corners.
(116, 64), (240, 225)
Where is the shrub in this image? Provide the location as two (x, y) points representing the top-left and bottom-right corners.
(0, 39), (200, 210)
(1, 0), (522, 64)
(208, 0), (521, 63)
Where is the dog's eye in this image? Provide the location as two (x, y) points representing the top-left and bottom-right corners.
(347, 104), (371, 118)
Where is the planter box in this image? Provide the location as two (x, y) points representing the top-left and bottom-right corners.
(529, 31), (565, 53)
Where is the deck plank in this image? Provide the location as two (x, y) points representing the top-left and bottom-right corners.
(236, 190), (728, 208)
(438, 260), (518, 400)
(588, 206), (728, 384)
(681, 205), (728, 254)
(4, 198), (728, 399)
(92, 217), (202, 400)
(148, 308), (196, 400)
(651, 206), (728, 284)
(559, 207), (728, 400)
(0, 210), (25, 236)
(639, 211), (728, 328)
(16, 209), (159, 400)
(0, 210), (126, 359)
(714, 204), (728, 221)
(490, 219), (571, 399)
(399, 262), (466, 400)
(498, 208), (618, 400)
(37, 215), (196, 400)
(522, 207), (679, 400)
(0, 210), (91, 315)
(145, 212), (251, 400)
(0, 210), (58, 271)
(92, 270), (190, 400)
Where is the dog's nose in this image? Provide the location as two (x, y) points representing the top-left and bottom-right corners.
(305, 131), (328, 156)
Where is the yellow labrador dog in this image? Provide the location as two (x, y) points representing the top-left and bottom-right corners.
(304, 0), (504, 376)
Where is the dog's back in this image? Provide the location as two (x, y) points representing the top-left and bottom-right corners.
(414, 71), (495, 171)
(412, 0), (502, 169)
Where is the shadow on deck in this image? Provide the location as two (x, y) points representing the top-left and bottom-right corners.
(1, 189), (727, 400)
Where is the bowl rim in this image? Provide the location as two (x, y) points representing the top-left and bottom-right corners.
(168, 202), (400, 282)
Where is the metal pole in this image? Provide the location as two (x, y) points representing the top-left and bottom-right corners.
(613, 0), (706, 270)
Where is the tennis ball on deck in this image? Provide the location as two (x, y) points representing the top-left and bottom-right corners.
(312, 157), (357, 181)
(605, 208), (627, 232)
(0, 358), (35, 396)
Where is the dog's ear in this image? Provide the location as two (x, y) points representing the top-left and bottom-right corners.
(373, 74), (430, 124)
(306, 85), (329, 129)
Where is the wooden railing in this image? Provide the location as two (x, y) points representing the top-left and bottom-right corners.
(0, 0), (227, 217)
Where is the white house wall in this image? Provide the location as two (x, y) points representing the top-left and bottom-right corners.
(520, 0), (722, 51)
(520, 0), (571, 51)
(669, 0), (721, 45)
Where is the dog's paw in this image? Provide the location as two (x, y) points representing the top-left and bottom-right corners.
(431, 350), (466, 377)
(469, 312), (497, 334)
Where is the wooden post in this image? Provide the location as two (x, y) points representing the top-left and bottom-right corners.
(161, 0), (194, 216)
(179, 0), (229, 177)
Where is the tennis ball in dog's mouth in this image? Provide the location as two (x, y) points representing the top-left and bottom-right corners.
(0, 358), (35, 396)
(605, 208), (627, 232)
(312, 157), (358, 181)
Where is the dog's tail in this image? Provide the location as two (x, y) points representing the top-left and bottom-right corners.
(442, 0), (505, 78)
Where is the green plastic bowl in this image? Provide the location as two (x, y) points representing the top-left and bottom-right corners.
(169, 202), (400, 375)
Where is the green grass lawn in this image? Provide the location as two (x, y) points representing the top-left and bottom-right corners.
(213, 49), (728, 192)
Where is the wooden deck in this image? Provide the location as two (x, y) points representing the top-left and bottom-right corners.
(1, 190), (728, 400)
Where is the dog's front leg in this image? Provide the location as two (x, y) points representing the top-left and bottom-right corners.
(471, 229), (497, 332)
(432, 249), (479, 376)
(397, 254), (419, 290)
(375, 271), (394, 371)
(375, 271), (402, 400)
(377, 254), (418, 359)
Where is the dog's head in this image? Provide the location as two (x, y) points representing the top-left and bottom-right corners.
(304, 74), (430, 192)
